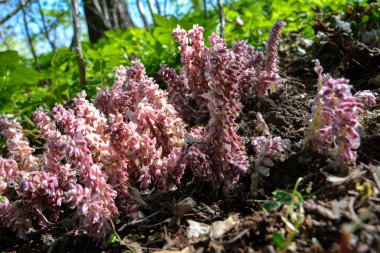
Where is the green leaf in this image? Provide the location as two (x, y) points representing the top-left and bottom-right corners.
(0, 50), (20, 75)
(154, 14), (171, 27)
(107, 232), (119, 245)
(263, 200), (283, 211)
(153, 27), (173, 45)
(51, 48), (71, 68)
(273, 232), (286, 249)
(8, 65), (42, 85)
(272, 190), (292, 203)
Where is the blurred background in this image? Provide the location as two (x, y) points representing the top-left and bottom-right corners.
(0, 0), (378, 120)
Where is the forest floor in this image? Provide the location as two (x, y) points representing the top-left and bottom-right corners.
(1, 14), (380, 253)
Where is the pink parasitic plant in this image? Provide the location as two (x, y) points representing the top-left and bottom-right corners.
(305, 60), (362, 172)
(251, 136), (290, 178)
(0, 20), (286, 243)
(159, 20), (284, 124)
(354, 90), (376, 107)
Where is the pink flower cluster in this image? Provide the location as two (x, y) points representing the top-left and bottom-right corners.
(0, 22), (287, 242)
(159, 21), (284, 190)
(251, 136), (290, 177)
(354, 90), (376, 107)
(0, 116), (37, 171)
(0, 60), (187, 242)
(160, 20), (284, 124)
(306, 60), (362, 170)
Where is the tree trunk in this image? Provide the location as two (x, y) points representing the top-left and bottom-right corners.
(83, 0), (134, 43)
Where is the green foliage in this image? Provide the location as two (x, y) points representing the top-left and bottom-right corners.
(0, 0), (358, 119)
(223, 0), (346, 46)
(107, 232), (120, 245)
(0, 50), (43, 114)
(264, 177), (307, 250)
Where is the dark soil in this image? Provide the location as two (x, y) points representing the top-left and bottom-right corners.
(1, 17), (380, 253)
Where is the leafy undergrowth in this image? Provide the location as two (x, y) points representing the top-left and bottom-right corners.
(1, 13), (380, 253)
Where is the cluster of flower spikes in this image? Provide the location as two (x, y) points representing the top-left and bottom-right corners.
(0, 116), (64, 238)
(0, 60), (187, 242)
(95, 60), (186, 191)
(354, 90), (376, 107)
(251, 136), (290, 178)
(161, 26), (259, 191)
(250, 112), (290, 178)
(159, 20), (284, 124)
(0, 108), (119, 241)
(0, 21), (286, 241)
(306, 60), (362, 170)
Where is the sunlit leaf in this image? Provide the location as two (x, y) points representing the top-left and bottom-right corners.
(0, 50), (20, 75)
(8, 65), (42, 85)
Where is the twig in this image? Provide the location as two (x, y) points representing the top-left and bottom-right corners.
(217, 0), (225, 38)
(0, 0), (32, 25)
(136, 0), (150, 32)
(203, 0), (209, 19)
(303, 200), (341, 220)
(348, 196), (360, 223)
(367, 164), (380, 190)
(147, 0), (156, 25)
(225, 228), (250, 244)
(36, 0), (55, 52)
(35, 208), (54, 225)
(70, 0), (86, 85)
(21, 1), (38, 68)
(154, 0), (161, 15)
(118, 208), (163, 232)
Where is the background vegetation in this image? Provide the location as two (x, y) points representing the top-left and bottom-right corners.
(0, 0), (374, 122)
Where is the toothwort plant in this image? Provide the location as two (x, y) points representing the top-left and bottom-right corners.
(0, 21), (287, 243)
(306, 60), (362, 172)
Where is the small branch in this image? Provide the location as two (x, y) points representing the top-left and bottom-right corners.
(136, 0), (150, 32)
(37, 0), (56, 52)
(217, 0), (225, 38)
(21, 1), (38, 68)
(147, 0), (156, 25)
(154, 0), (161, 15)
(163, 0), (168, 16)
(203, 0), (208, 19)
(0, 0), (31, 25)
(71, 0), (86, 85)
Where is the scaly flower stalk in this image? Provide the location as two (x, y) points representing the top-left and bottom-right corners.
(306, 60), (362, 171)
(0, 116), (37, 171)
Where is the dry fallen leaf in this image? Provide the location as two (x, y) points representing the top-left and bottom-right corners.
(186, 220), (210, 243)
(323, 168), (365, 186)
(210, 213), (239, 240)
(186, 213), (239, 243)
(153, 246), (195, 253)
